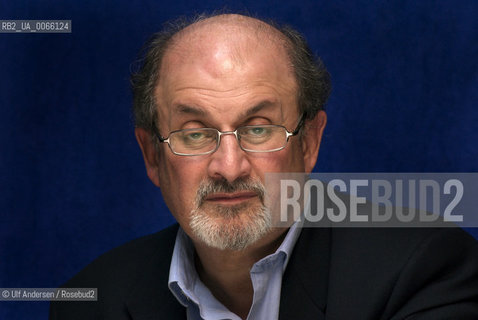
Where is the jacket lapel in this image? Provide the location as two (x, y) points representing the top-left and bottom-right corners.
(279, 226), (330, 320)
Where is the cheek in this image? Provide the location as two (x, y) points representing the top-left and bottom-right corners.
(158, 154), (207, 219)
(284, 139), (306, 170)
(250, 142), (305, 177)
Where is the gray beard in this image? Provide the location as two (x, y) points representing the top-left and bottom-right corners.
(189, 178), (272, 251)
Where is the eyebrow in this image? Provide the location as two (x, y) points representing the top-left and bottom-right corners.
(240, 100), (278, 118)
(174, 104), (208, 116)
(173, 100), (278, 118)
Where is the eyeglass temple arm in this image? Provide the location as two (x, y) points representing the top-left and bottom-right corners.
(152, 124), (169, 143)
(290, 114), (306, 136)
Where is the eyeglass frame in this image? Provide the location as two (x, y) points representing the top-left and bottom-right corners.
(154, 114), (306, 156)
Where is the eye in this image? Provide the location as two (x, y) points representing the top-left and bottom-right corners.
(182, 131), (209, 145)
(187, 132), (205, 140)
(177, 129), (217, 149)
(248, 127), (269, 136)
(239, 126), (274, 145)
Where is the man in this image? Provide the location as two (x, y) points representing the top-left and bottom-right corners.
(50, 13), (478, 319)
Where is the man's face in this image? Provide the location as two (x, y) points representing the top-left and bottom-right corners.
(136, 21), (325, 250)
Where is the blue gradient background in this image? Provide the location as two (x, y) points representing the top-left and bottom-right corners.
(1, 1), (477, 318)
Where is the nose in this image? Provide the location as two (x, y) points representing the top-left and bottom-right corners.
(207, 132), (252, 183)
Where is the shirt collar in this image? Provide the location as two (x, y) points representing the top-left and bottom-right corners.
(168, 228), (197, 307)
(276, 219), (303, 271)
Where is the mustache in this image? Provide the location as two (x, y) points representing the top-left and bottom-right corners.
(195, 177), (266, 207)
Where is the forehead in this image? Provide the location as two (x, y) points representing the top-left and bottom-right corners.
(155, 18), (298, 121)
(164, 15), (291, 71)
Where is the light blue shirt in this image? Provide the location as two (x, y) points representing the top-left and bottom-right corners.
(168, 222), (302, 320)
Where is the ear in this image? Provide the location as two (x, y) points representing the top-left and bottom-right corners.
(135, 127), (161, 187)
(301, 111), (327, 173)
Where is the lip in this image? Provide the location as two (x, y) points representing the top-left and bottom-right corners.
(204, 191), (259, 205)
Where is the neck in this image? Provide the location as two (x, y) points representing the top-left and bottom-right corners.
(193, 227), (288, 320)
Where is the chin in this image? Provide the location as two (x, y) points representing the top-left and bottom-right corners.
(189, 203), (272, 251)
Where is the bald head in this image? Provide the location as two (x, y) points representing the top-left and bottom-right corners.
(162, 14), (293, 81)
(131, 13), (331, 132)
(172, 14), (286, 44)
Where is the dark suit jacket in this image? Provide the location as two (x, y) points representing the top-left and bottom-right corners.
(50, 225), (478, 319)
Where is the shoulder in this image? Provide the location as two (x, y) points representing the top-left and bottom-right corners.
(50, 224), (180, 320)
(331, 226), (477, 258)
(327, 227), (478, 319)
(329, 227), (478, 274)
(297, 226), (478, 269)
(65, 223), (179, 287)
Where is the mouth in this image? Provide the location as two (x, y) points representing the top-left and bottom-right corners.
(204, 191), (259, 206)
